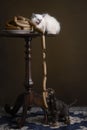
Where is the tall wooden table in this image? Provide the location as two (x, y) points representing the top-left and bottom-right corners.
(0, 30), (42, 126)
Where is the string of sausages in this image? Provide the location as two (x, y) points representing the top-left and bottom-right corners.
(41, 35), (48, 108)
(5, 16), (33, 30)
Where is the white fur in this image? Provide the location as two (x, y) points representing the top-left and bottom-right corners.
(31, 13), (61, 34)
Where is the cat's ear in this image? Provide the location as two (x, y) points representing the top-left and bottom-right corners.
(42, 13), (47, 17)
(32, 13), (36, 17)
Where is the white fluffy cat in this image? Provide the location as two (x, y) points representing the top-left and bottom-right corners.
(31, 13), (61, 34)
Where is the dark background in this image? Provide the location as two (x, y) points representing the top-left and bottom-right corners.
(0, 0), (87, 106)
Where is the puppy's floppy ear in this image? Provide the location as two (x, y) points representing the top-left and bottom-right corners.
(51, 90), (55, 94)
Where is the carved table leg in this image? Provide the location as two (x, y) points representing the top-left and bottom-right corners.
(24, 37), (33, 91)
(18, 37), (34, 127)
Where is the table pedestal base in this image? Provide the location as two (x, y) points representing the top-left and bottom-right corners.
(5, 90), (48, 127)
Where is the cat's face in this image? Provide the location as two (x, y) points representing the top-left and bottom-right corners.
(31, 13), (44, 25)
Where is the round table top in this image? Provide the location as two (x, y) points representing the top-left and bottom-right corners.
(0, 30), (41, 38)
